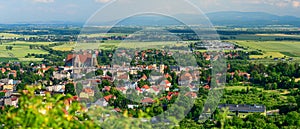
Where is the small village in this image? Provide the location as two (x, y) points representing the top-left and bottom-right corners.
(0, 45), (271, 119)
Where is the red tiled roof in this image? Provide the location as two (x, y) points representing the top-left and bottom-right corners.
(203, 85), (210, 90)
(104, 95), (114, 102)
(114, 108), (122, 112)
(83, 88), (94, 93)
(104, 86), (111, 91)
(151, 86), (159, 92)
(66, 54), (93, 63)
(118, 74), (129, 80)
(141, 98), (154, 103)
(142, 85), (150, 89)
(165, 80), (171, 85)
(165, 73), (172, 79)
(116, 87), (126, 91)
(141, 74), (148, 80)
(185, 92), (197, 98)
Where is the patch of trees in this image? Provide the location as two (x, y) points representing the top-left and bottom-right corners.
(228, 62), (300, 89)
(5, 46), (13, 50)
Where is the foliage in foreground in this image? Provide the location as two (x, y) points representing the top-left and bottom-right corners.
(0, 89), (99, 129)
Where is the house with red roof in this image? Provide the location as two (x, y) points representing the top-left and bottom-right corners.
(83, 87), (95, 97)
(185, 92), (198, 99)
(150, 86), (160, 95)
(203, 85), (211, 90)
(141, 97), (154, 105)
(116, 87), (127, 94)
(104, 95), (115, 102)
(178, 72), (193, 86)
(140, 74), (148, 81)
(141, 85), (150, 92)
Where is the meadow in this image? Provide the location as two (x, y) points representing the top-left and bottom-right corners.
(0, 41), (52, 61)
(232, 40), (300, 58)
(54, 40), (190, 51)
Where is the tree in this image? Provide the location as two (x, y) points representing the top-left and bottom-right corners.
(106, 71), (112, 77)
(95, 69), (103, 76)
(9, 74), (14, 79)
(6, 46), (13, 50)
(65, 83), (76, 96)
(76, 83), (83, 94)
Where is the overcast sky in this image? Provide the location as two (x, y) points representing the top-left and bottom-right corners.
(1, 0), (300, 23)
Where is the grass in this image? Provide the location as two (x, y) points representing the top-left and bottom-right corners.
(0, 41), (51, 61)
(5, 41), (53, 46)
(71, 41), (189, 51)
(232, 40), (300, 58)
(255, 34), (300, 38)
(78, 33), (128, 38)
(225, 86), (263, 91)
(52, 42), (75, 51)
(250, 52), (286, 59)
(0, 33), (37, 38)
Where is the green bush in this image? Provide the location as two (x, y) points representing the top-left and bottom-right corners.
(0, 88), (99, 128)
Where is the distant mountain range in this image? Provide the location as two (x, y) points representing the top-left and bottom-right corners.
(107, 11), (300, 27)
(3, 11), (300, 27)
(206, 11), (300, 26)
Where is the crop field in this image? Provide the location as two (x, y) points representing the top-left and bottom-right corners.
(67, 41), (189, 51)
(225, 86), (263, 91)
(0, 41), (51, 61)
(255, 34), (300, 38)
(232, 40), (300, 58)
(0, 33), (37, 38)
(52, 42), (75, 51)
(78, 33), (128, 38)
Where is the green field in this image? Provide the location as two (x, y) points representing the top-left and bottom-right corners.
(0, 41), (52, 61)
(70, 41), (189, 50)
(225, 86), (263, 91)
(0, 33), (37, 38)
(225, 86), (289, 95)
(232, 40), (300, 58)
(78, 33), (128, 38)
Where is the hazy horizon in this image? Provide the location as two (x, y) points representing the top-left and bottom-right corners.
(1, 0), (300, 24)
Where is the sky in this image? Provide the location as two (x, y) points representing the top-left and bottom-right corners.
(1, 0), (300, 23)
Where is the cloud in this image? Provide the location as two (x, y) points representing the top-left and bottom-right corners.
(32, 0), (54, 3)
(293, 1), (300, 7)
(95, 0), (112, 3)
(243, 0), (300, 8)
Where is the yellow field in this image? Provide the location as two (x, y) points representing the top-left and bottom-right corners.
(225, 86), (263, 91)
(0, 33), (37, 38)
(255, 34), (300, 38)
(52, 42), (75, 51)
(249, 52), (286, 59)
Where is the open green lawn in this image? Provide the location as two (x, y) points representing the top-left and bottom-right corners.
(232, 40), (300, 58)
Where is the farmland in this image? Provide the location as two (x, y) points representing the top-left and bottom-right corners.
(232, 40), (300, 58)
(0, 41), (52, 61)
(67, 41), (189, 50)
